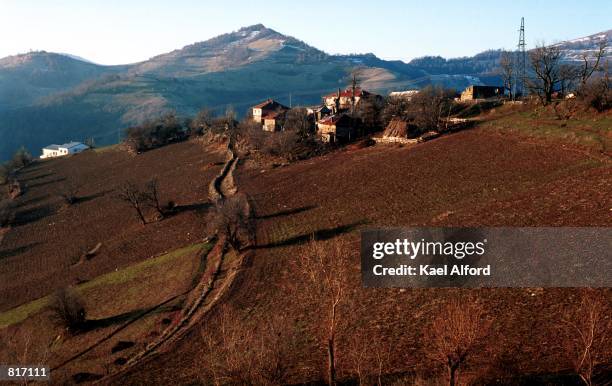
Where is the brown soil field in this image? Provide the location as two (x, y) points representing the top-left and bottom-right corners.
(0, 140), (227, 312)
(113, 119), (611, 384)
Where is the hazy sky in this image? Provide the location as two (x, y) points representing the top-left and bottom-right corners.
(1, 0), (610, 65)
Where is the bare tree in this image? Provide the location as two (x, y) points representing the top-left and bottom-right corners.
(382, 95), (412, 125)
(528, 43), (563, 104)
(117, 182), (148, 225)
(581, 60), (612, 112)
(293, 237), (355, 386)
(190, 107), (214, 136)
(410, 85), (455, 132)
(579, 38), (608, 91)
(263, 131), (301, 161)
(143, 178), (164, 219)
(284, 107), (312, 137)
(562, 290), (611, 386)
(498, 51), (515, 100)
(206, 194), (252, 250)
(236, 119), (265, 154)
(425, 297), (492, 386)
(347, 331), (391, 386)
(560, 63), (580, 95)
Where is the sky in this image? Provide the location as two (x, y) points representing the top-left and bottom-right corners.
(1, 0), (610, 65)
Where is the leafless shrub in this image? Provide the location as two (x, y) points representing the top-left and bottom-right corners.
(11, 147), (33, 169)
(200, 306), (293, 385)
(7, 179), (23, 199)
(117, 182), (148, 225)
(189, 107), (214, 136)
(235, 119), (265, 154)
(561, 289), (611, 386)
(580, 69), (611, 112)
(206, 194), (252, 250)
(50, 287), (86, 333)
(262, 131), (301, 161)
(60, 181), (80, 205)
(0, 199), (15, 227)
(552, 98), (581, 121)
(424, 297), (492, 386)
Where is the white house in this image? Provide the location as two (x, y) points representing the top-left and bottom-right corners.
(389, 90), (419, 100)
(40, 141), (90, 159)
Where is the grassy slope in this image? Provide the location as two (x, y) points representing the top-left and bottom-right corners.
(0, 243), (207, 329)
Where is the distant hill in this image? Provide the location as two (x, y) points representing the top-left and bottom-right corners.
(0, 51), (125, 111)
(0, 24), (610, 160)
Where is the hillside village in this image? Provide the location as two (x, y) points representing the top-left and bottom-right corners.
(246, 82), (508, 147)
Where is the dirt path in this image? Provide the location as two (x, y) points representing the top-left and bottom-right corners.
(97, 141), (247, 383)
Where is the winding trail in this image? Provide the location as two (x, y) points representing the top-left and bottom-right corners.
(97, 139), (248, 383)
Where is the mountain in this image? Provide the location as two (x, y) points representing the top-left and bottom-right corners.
(0, 25), (610, 161)
(0, 51), (125, 111)
(553, 29), (612, 62)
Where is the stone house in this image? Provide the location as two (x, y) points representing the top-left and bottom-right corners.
(460, 85), (504, 102)
(316, 114), (356, 143)
(251, 99), (290, 131)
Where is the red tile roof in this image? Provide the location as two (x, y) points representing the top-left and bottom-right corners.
(324, 87), (368, 98)
(252, 99), (289, 110)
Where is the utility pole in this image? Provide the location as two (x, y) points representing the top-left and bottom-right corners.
(516, 17), (526, 97)
(289, 93), (292, 108)
(351, 72), (357, 116)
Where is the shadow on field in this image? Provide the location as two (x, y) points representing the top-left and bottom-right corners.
(16, 194), (51, 208)
(13, 205), (55, 226)
(172, 202), (211, 215)
(20, 172), (54, 182)
(26, 177), (66, 189)
(83, 308), (149, 331)
(255, 205), (318, 220)
(253, 220), (367, 250)
(0, 242), (42, 260)
(72, 189), (113, 205)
